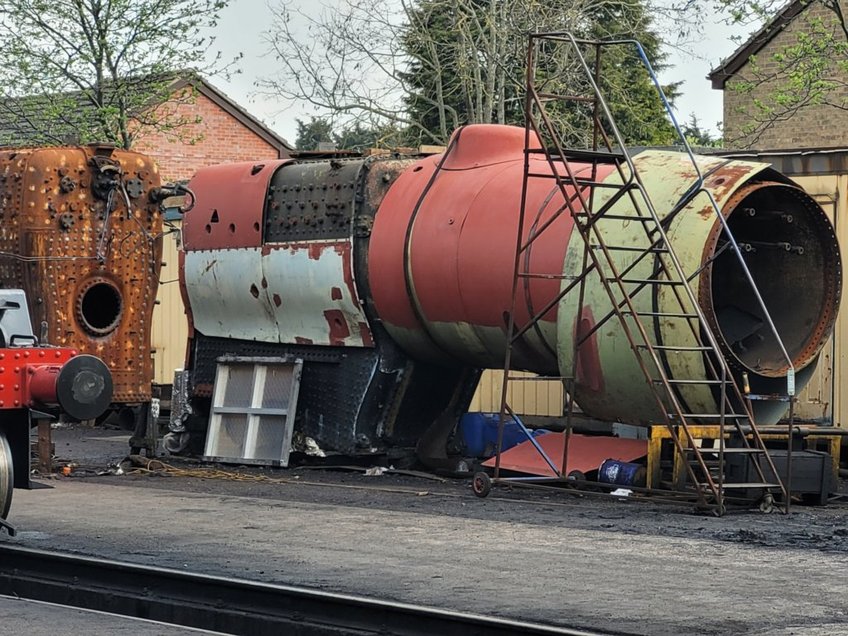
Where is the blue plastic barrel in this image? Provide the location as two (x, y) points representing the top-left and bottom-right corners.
(458, 412), (549, 458)
(597, 459), (646, 487)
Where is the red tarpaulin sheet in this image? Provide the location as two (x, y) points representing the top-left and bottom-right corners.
(482, 432), (647, 477)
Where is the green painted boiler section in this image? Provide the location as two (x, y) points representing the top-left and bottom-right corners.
(557, 150), (840, 425)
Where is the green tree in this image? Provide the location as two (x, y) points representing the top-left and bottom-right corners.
(295, 117), (336, 150)
(681, 113), (722, 147)
(334, 122), (405, 151)
(0, 0), (238, 149)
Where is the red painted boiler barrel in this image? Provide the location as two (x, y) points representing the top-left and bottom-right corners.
(369, 124), (841, 425)
(370, 125), (614, 374)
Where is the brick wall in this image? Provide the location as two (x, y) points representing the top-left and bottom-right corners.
(132, 90), (282, 182)
(723, 0), (848, 150)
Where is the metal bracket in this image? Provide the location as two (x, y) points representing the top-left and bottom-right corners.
(0, 516), (16, 536)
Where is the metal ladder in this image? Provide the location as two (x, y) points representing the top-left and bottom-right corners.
(494, 33), (794, 514)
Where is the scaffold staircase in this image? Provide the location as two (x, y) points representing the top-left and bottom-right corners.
(493, 34), (795, 515)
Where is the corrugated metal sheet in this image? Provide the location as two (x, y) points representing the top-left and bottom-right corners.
(151, 223), (188, 385)
(469, 370), (564, 416)
(788, 174), (845, 425)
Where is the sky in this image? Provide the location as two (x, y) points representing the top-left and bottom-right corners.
(206, 1), (755, 145)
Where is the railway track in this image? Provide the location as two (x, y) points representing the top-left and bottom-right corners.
(0, 544), (615, 636)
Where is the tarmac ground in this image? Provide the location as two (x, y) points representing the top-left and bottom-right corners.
(2, 422), (848, 635)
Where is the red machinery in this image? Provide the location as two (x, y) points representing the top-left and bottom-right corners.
(169, 124), (840, 467)
(0, 144), (165, 457)
(0, 289), (112, 532)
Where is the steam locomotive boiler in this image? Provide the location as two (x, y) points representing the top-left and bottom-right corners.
(0, 289), (112, 530)
(0, 144), (167, 453)
(170, 124), (840, 465)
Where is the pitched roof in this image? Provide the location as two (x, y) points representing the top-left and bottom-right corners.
(0, 73), (292, 153)
(708, 0), (813, 89)
(177, 75), (293, 153)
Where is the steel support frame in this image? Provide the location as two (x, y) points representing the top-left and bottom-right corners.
(488, 33), (795, 515)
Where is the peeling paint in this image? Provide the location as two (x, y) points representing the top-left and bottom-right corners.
(184, 240), (374, 348)
(324, 309), (352, 344)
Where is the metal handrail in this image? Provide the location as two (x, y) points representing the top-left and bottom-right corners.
(521, 33), (791, 508)
(552, 33), (795, 394)
(554, 34), (794, 508)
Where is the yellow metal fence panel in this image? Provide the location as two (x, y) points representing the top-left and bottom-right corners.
(791, 175), (843, 425)
(151, 225), (188, 385)
(470, 370), (564, 416)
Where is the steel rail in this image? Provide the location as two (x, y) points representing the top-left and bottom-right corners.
(0, 544), (619, 636)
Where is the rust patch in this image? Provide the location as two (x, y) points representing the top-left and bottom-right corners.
(573, 308), (604, 394)
(365, 159), (417, 208)
(704, 163), (752, 201)
(309, 243), (325, 260)
(324, 309), (351, 345)
(697, 204), (715, 220)
(272, 293), (282, 307)
(0, 145), (163, 404)
(295, 336), (314, 345)
(359, 322), (374, 347)
(336, 243), (363, 310)
(275, 241), (346, 263)
(331, 286), (343, 300)
(249, 284), (260, 298)
(204, 259), (217, 272)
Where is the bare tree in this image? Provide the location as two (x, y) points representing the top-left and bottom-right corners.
(0, 0), (240, 149)
(258, 0), (680, 146)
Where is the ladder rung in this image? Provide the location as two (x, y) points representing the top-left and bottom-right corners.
(572, 180), (627, 189)
(657, 379), (725, 385)
(625, 311), (699, 318)
(506, 375), (570, 382)
(716, 482), (783, 489)
(526, 172), (562, 179)
(577, 213), (654, 221)
(535, 147), (626, 163)
(533, 94), (598, 104)
(745, 394), (792, 402)
(517, 272), (573, 280)
(525, 173), (624, 188)
(595, 245), (668, 253)
(671, 413), (750, 419)
(641, 344), (713, 351)
(685, 447), (765, 454)
(616, 278), (684, 286)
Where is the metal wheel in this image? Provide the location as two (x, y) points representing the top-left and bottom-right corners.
(472, 472), (492, 498)
(0, 432), (13, 519)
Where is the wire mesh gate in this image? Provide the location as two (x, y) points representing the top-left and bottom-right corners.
(473, 33), (797, 515)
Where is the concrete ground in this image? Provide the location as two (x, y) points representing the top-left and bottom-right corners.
(2, 422), (848, 635)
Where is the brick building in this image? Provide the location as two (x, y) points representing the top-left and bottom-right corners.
(709, 0), (848, 150)
(132, 76), (291, 181)
(0, 74), (292, 387)
(129, 76), (292, 387)
(708, 1), (848, 426)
